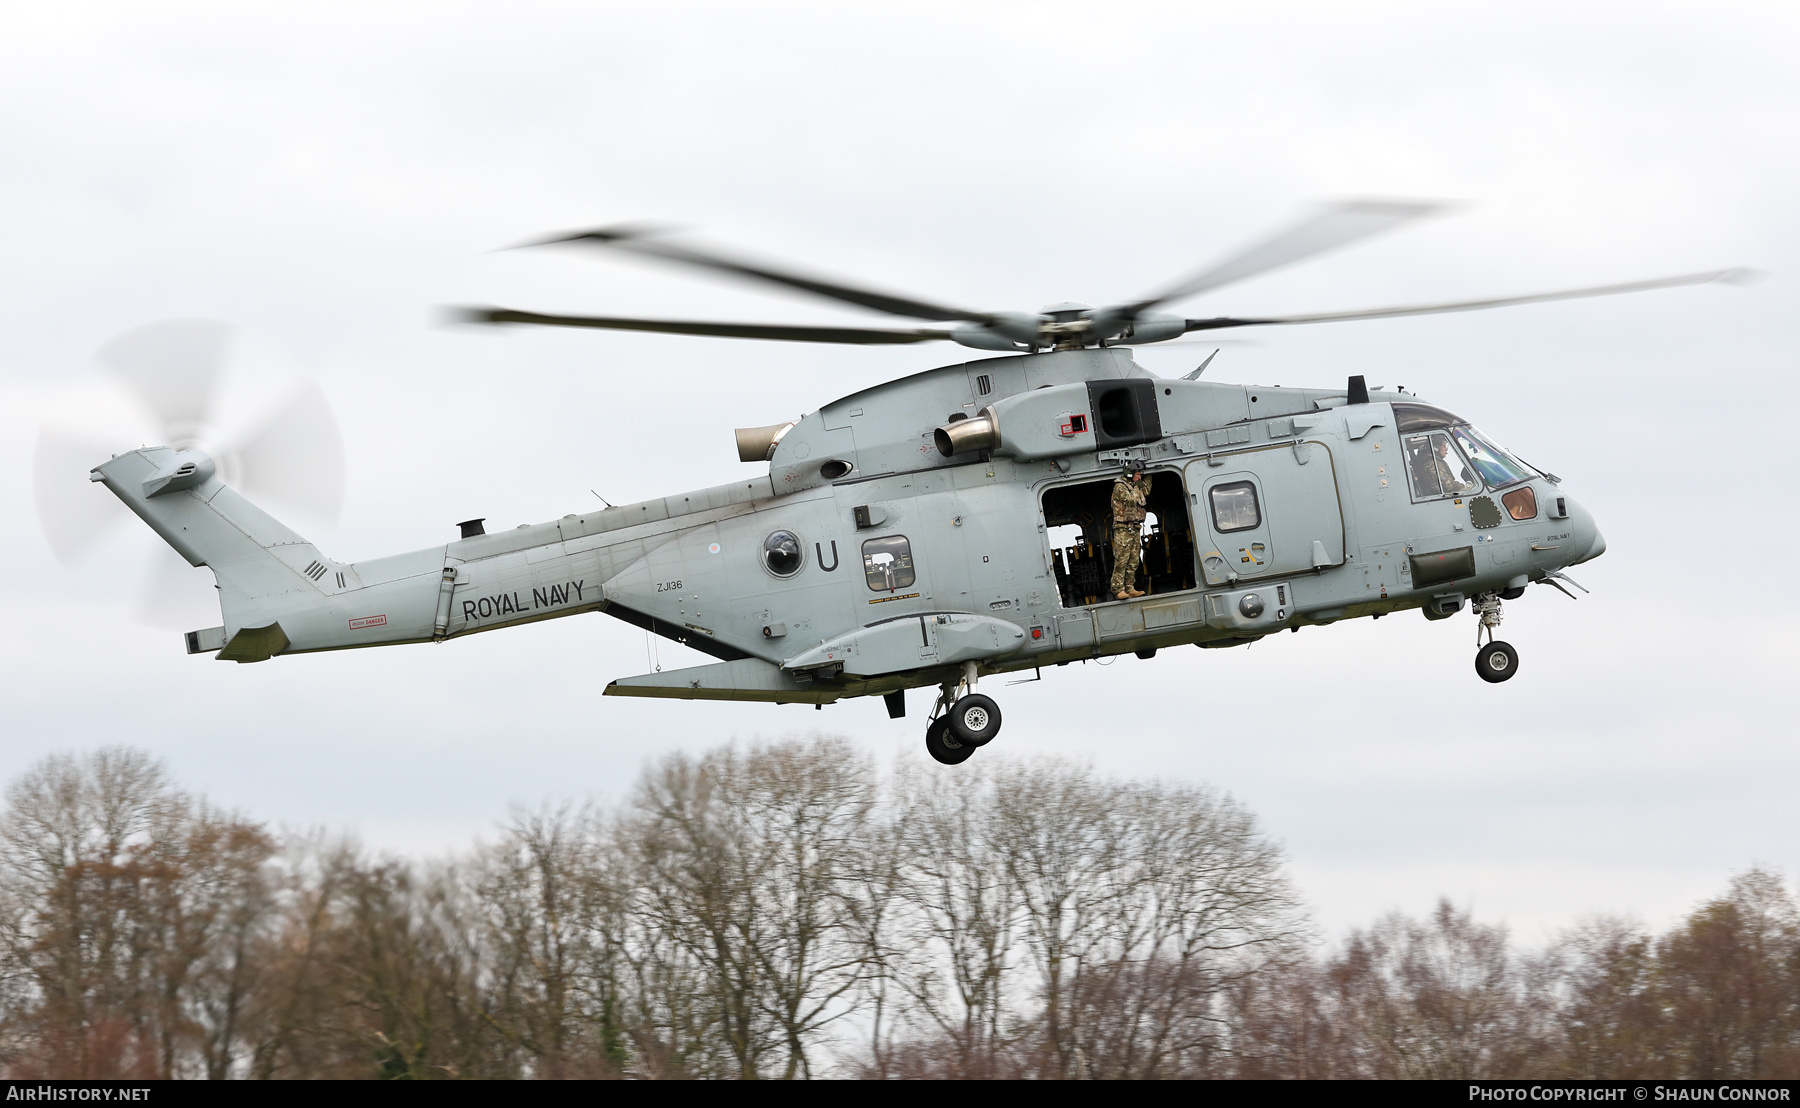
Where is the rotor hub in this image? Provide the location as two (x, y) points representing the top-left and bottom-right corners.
(1039, 301), (1094, 324)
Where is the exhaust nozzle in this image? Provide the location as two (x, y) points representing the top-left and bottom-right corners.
(934, 408), (999, 457)
(734, 421), (796, 463)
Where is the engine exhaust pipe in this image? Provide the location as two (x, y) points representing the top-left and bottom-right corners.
(735, 421), (796, 463)
(934, 407), (999, 457)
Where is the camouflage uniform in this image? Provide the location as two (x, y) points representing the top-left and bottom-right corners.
(1436, 450), (1474, 495)
(1109, 473), (1148, 597)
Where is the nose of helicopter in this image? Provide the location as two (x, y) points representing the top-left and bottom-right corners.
(1563, 493), (1606, 565)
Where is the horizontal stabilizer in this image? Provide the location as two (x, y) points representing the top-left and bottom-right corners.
(185, 626), (227, 654)
(218, 622), (289, 664)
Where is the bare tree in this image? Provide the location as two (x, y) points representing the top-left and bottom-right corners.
(875, 758), (1303, 1079)
(880, 761), (1023, 1078)
(4, 741), (1796, 1081)
(1539, 916), (1664, 1079)
(1655, 868), (1800, 1078)
(1324, 899), (1548, 1078)
(736, 740), (877, 1077)
(986, 758), (1126, 1078)
(477, 803), (627, 1076)
(0, 749), (191, 1077)
(1063, 777), (1308, 1078)
(622, 738), (877, 1078)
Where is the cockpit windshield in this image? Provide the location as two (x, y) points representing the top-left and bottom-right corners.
(1392, 402), (1465, 432)
(1449, 426), (1536, 490)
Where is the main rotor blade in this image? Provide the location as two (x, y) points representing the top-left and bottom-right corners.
(463, 307), (952, 345)
(229, 380), (346, 527)
(1178, 268), (1759, 333)
(1124, 199), (1449, 316)
(95, 319), (231, 442)
(529, 225), (996, 325)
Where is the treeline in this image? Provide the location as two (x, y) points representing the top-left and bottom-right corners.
(0, 741), (1794, 1079)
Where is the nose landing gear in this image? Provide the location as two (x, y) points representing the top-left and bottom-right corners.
(1471, 591), (1519, 683)
(1475, 640), (1519, 683)
(924, 662), (1004, 766)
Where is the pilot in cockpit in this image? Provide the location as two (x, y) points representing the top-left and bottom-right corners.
(1436, 438), (1477, 496)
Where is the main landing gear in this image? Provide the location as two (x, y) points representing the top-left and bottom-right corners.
(1471, 591), (1518, 684)
(924, 662), (1004, 766)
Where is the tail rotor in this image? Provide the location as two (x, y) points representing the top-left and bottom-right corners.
(32, 320), (348, 628)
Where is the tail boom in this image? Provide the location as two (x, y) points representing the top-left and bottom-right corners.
(93, 447), (445, 661)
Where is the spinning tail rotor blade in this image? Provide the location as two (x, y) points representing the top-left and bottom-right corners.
(96, 319), (231, 442)
(133, 543), (216, 630)
(230, 380), (347, 526)
(33, 428), (130, 564)
(37, 319), (350, 629)
(462, 306), (951, 345)
(1179, 268), (1759, 334)
(528, 225), (996, 324)
(1124, 199), (1449, 316)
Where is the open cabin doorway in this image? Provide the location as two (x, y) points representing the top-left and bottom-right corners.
(1043, 470), (1198, 607)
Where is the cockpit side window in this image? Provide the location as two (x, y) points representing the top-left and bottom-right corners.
(862, 535), (916, 592)
(1404, 434), (1442, 499)
(1404, 432), (1478, 500)
(1450, 426), (1535, 490)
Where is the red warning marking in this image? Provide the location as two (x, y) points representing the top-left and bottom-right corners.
(348, 614), (388, 631)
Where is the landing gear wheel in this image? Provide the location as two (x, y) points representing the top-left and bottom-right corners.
(948, 693), (1002, 746)
(925, 716), (975, 765)
(1475, 640), (1519, 684)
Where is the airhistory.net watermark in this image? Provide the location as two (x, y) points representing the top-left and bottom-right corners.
(4, 1089), (151, 1101)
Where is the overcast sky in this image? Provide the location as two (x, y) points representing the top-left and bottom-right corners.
(2, 1), (1795, 941)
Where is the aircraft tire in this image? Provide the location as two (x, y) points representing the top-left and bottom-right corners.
(948, 693), (1002, 746)
(1475, 640), (1519, 684)
(925, 716), (975, 765)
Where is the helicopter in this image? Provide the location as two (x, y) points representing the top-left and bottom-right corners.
(67, 200), (1753, 765)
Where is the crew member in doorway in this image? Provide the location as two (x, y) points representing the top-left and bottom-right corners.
(1110, 462), (1148, 600)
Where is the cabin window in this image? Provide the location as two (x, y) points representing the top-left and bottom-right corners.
(862, 535), (915, 592)
(1450, 426), (1535, 491)
(1404, 432), (1477, 501)
(762, 530), (804, 577)
(1209, 482), (1261, 533)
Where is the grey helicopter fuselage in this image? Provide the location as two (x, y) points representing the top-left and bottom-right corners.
(92, 344), (1601, 706)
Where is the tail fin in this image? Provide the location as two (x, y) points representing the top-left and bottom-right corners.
(92, 447), (346, 660)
